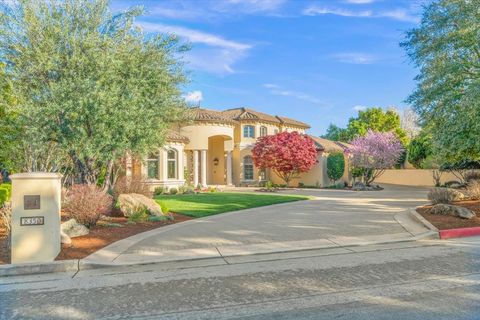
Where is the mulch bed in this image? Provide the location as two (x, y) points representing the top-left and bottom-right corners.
(0, 213), (192, 265)
(417, 200), (480, 230)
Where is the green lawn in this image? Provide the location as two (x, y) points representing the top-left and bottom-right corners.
(155, 192), (310, 218)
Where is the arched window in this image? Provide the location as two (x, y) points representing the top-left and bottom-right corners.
(243, 125), (255, 138)
(147, 152), (159, 179)
(243, 156), (254, 180)
(260, 126), (268, 137)
(167, 149), (177, 179)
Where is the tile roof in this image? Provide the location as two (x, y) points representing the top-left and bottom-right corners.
(188, 108), (237, 124)
(222, 107), (310, 128)
(275, 116), (310, 129)
(166, 130), (190, 143)
(309, 136), (351, 153)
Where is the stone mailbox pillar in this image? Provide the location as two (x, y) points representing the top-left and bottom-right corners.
(10, 173), (62, 264)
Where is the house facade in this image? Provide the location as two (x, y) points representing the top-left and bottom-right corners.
(125, 107), (351, 189)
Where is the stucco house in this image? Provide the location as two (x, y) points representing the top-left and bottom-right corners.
(125, 107), (350, 189)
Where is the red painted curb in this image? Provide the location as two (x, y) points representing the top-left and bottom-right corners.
(439, 227), (480, 239)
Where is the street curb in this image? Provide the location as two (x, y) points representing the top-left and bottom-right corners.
(0, 259), (79, 277)
(408, 207), (440, 234)
(439, 227), (480, 239)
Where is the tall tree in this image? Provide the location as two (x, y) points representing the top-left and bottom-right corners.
(401, 0), (480, 163)
(0, 0), (188, 187)
(348, 130), (404, 185)
(321, 123), (349, 142)
(346, 107), (408, 145)
(252, 132), (318, 186)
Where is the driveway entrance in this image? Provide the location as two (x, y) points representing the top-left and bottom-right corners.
(85, 185), (433, 265)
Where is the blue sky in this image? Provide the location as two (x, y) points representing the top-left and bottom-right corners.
(113, 0), (426, 136)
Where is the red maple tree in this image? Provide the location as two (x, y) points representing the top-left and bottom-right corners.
(252, 131), (318, 186)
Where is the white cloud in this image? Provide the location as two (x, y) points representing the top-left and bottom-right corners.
(333, 53), (377, 64)
(303, 7), (372, 17)
(184, 90), (203, 104)
(379, 9), (420, 23)
(263, 83), (325, 105)
(303, 5), (419, 23)
(138, 22), (252, 74)
(139, 22), (251, 51)
(353, 105), (368, 111)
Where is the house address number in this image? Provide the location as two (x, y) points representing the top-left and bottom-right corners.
(20, 216), (45, 226)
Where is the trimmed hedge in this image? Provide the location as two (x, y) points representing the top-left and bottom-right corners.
(327, 152), (345, 183)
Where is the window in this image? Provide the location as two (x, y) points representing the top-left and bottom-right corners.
(243, 125), (255, 138)
(274, 129), (279, 135)
(243, 156), (254, 180)
(147, 152), (159, 179)
(167, 149), (177, 179)
(260, 126), (267, 137)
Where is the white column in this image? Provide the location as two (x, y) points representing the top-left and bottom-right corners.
(161, 149), (168, 181)
(226, 151), (233, 186)
(193, 150), (199, 187)
(177, 148), (184, 181)
(201, 149), (207, 187)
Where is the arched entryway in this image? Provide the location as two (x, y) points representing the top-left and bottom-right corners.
(208, 135), (233, 185)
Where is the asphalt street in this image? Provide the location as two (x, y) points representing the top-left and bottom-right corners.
(2, 237), (480, 319)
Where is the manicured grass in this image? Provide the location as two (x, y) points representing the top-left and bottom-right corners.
(155, 192), (310, 218)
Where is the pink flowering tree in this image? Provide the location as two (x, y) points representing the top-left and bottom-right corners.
(348, 130), (404, 185)
(252, 131), (318, 186)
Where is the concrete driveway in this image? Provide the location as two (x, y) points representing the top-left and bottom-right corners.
(85, 184), (434, 266)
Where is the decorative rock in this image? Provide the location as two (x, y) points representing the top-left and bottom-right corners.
(429, 204), (476, 219)
(117, 193), (163, 217)
(61, 218), (89, 238)
(60, 230), (71, 245)
(353, 182), (366, 191)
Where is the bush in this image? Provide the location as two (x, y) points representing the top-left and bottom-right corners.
(169, 187), (178, 195)
(63, 184), (113, 227)
(177, 185), (187, 194)
(467, 180), (480, 200)
(148, 215), (168, 222)
(154, 186), (166, 196)
(0, 183), (11, 198)
(427, 188), (464, 204)
(0, 188), (8, 206)
(208, 186), (219, 193)
(465, 171), (480, 183)
(113, 176), (152, 200)
(127, 208), (149, 223)
(327, 152), (345, 183)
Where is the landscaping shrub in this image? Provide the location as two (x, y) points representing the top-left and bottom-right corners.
(427, 188), (464, 204)
(327, 152), (345, 184)
(169, 187), (178, 195)
(154, 186), (166, 196)
(63, 184), (113, 227)
(127, 208), (149, 223)
(148, 215), (168, 222)
(0, 188), (8, 206)
(467, 180), (480, 200)
(0, 183), (11, 198)
(177, 185), (187, 194)
(113, 176), (152, 199)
